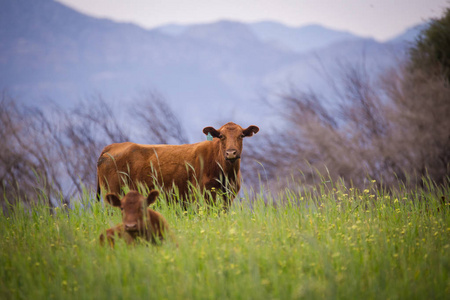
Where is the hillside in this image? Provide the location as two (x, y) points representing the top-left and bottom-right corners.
(0, 0), (420, 139)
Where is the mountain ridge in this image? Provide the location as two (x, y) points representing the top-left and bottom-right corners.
(0, 0), (422, 138)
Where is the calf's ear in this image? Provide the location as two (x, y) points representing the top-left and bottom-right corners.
(243, 125), (259, 137)
(203, 126), (221, 138)
(146, 190), (160, 206)
(105, 194), (121, 207)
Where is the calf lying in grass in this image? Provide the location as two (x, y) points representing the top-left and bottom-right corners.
(100, 190), (171, 247)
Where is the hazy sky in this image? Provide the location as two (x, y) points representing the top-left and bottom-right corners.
(56, 0), (449, 41)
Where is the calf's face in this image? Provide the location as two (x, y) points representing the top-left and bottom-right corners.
(105, 190), (160, 232)
(203, 122), (259, 162)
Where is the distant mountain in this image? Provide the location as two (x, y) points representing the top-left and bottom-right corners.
(388, 23), (429, 44)
(249, 21), (361, 53)
(182, 21), (261, 47)
(155, 21), (363, 54)
(0, 0), (424, 139)
(153, 24), (187, 36)
(0, 0), (173, 104)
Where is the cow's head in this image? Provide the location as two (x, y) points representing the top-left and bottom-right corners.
(105, 190), (159, 232)
(203, 122), (259, 163)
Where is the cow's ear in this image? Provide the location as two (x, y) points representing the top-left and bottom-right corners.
(203, 126), (221, 138)
(146, 190), (160, 206)
(243, 125), (259, 137)
(105, 194), (121, 207)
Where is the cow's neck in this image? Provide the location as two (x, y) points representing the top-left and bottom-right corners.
(209, 139), (240, 182)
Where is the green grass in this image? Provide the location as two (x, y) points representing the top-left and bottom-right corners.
(1, 179), (449, 300)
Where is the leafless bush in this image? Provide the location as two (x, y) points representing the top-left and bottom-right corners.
(381, 67), (450, 186)
(39, 96), (131, 199)
(0, 93), (52, 208)
(0, 94), (130, 208)
(1, 91), (188, 208)
(246, 60), (450, 191)
(130, 91), (188, 144)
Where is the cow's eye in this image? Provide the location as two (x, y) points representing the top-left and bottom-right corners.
(219, 134), (225, 139)
(240, 134), (245, 139)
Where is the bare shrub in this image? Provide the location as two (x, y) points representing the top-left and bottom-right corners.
(1, 91), (189, 208)
(0, 93), (51, 208)
(246, 56), (450, 192)
(245, 60), (396, 190)
(130, 91), (188, 144)
(0, 94), (131, 207)
(40, 96), (131, 199)
(381, 67), (450, 186)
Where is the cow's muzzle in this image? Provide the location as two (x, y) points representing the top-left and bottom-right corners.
(225, 149), (240, 161)
(125, 223), (138, 231)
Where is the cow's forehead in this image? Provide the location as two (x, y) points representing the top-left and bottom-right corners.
(219, 122), (243, 132)
(122, 192), (144, 208)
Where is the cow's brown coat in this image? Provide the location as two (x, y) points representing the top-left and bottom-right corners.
(96, 122), (259, 207)
(99, 190), (170, 247)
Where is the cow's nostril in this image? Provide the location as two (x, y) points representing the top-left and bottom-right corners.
(125, 223), (137, 230)
(226, 149), (238, 158)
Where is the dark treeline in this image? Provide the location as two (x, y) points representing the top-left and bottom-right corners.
(1, 9), (449, 207)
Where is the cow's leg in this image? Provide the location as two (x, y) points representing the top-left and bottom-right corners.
(100, 228), (117, 248)
(122, 232), (135, 245)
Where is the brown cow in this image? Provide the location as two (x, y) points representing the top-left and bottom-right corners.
(96, 122), (259, 208)
(99, 190), (171, 247)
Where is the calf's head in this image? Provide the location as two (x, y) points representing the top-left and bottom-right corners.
(203, 122), (259, 163)
(105, 190), (160, 232)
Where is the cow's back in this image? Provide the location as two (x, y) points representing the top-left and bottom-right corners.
(97, 142), (203, 196)
(97, 142), (146, 194)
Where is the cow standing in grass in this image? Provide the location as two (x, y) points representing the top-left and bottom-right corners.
(96, 122), (259, 208)
(100, 190), (170, 247)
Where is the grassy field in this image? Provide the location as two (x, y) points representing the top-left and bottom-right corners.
(1, 179), (449, 300)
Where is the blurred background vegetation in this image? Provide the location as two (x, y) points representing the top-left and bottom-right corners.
(1, 9), (449, 208)
(246, 8), (450, 192)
